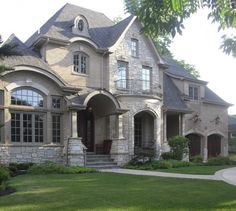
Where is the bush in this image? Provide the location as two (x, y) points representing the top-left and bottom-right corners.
(161, 152), (175, 160)
(28, 162), (97, 174)
(168, 136), (189, 160)
(190, 155), (203, 164)
(151, 160), (173, 169)
(8, 162), (34, 176)
(0, 165), (10, 191)
(169, 160), (192, 168)
(206, 156), (231, 166)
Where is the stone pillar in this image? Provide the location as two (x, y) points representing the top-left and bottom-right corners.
(110, 114), (128, 165)
(162, 112), (170, 153)
(66, 109), (87, 166)
(179, 114), (183, 135)
(203, 136), (208, 162)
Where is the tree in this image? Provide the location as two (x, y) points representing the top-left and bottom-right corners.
(124, 0), (236, 57)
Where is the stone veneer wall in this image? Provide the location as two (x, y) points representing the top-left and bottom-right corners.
(0, 145), (64, 164)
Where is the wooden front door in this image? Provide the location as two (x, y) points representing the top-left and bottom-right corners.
(78, 110), (95, 152)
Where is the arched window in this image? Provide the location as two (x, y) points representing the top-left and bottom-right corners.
(11, 88), (44, 107)
(73, 52), (89, 74)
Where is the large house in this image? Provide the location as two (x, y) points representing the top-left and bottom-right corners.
(0, 3), (230, 167)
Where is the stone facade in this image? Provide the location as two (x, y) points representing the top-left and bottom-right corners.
(0, 4), (230, 166)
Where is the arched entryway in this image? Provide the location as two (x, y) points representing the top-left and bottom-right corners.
(78, 91), (122, 153)
(134, 110), (156, 154)
(186, 133), (202, 157)
(207, 134), (222, 157)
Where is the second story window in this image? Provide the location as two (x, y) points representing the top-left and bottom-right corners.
(131, 38), (139, 57)
(189, 85), (199, 100)
(116, 61), (128, 89)
(73, 52), (88, 74)
(142, 66), (151, 92)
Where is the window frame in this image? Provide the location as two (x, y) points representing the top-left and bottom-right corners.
(131, 38), (139, 57)
(142, 66), (152, 92)
(52, 96), (62, 110)
(116, 61), (128, 90)
(73, 52), (89, 75)
(52, 114), (61, 144)
(189, 85), (199, 100)
(11, 88), (44, 108)
(11, 111), (45, 144)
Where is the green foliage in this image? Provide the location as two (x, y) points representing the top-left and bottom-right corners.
(176, 59), (200, 78)
(168, 135), (189, 160)
(206, 156), (231, 166)
(161, 151), (175, 160)
(28, 162), (96, 174)
(152, 35), (173, 57)
(8, 162), (34, 176)
(152, 160), (173, 169)
(124, 0), (236, 57)
(190, 155), (203, 163)
(0, 165), (10, 191)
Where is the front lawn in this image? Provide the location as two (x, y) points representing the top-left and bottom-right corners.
(1, 173), (236, 210)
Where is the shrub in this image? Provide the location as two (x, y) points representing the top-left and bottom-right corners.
(190, 155), (203, 164)
(168, 136), (189, 160)
(0, 165), (10, 191)
(152, 160), (173, 169)
(161, 152), (175, 160)
(206, 156), (231, 166)
(169, 160), (192, 168)
(28, 162), (97, 174)
(8, 162), (34, 176)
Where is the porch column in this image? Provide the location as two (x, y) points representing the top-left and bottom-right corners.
(203, 136), (208, 162)
(115, 114), (124, 139)
(179, 114), (183, 135)
(71, 110), (78, 138)
(111, 113), (128, 165)
(66, 109), (86, 166)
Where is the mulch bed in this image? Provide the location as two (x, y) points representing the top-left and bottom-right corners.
(0, 187), (16, 197)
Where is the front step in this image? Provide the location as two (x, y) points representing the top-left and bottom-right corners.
(86, 154), (118, 169)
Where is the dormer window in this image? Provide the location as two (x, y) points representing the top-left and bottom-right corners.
(189, 85), (199, 100)
(78, 19), (84, 31)
(72, 15), (89, 36)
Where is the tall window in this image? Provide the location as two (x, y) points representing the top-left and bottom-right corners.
(134, 117), (142, 147)
(11, 113), (44, 143)
(116, 61), (128, 89)
(189, 85), (199, 100)
(73, 52), (88, 74)
(52, 115), (61, 143)
(11, 88), (43, 107)
(142, 66), (151, 92)
(131, 38), (139, 57)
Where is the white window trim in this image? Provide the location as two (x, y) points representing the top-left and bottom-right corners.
(72, 51), (89, 75)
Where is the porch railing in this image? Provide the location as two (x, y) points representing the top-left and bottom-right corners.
(114, 79), (161, 96)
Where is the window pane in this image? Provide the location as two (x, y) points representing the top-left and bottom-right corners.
(142, 67), (151, 91)
(11, 89), (44, 107)
(73, 52), (88, 74)
(11, 113), (21, 142)
(52, 115), (61, 143)
(131, 39), (138, 57)
(52, 96), (62, 109)
(35, 114), (44, 143)
(117, 61), (127, 89)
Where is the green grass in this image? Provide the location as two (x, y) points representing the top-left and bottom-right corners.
(229, 152), (236, 161)
(156, 165), (236, 175)
(1, 173), (236, 210)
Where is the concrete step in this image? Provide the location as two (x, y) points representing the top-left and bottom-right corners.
(86, 164), (119, 169)
(86, 153), (118, 169)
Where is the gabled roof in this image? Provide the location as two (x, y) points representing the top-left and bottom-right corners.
(1, 34), (52, 71)
(162, 56), (207, 84)
(163, 56), (231, 107)
(163, 74), (192, 113)
(25, 3), (135, 49)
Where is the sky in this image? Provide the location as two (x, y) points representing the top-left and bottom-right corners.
(1, 0), (236, 114)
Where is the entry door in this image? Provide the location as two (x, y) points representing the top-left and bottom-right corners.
(77, 110), (94, 152)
